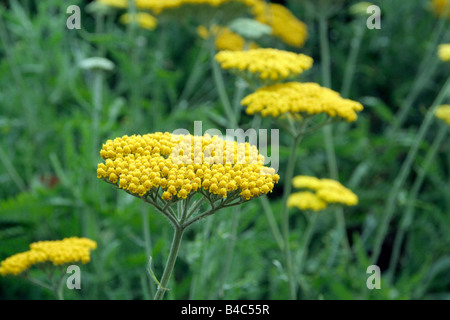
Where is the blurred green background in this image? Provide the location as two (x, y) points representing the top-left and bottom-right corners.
(0, 0), (449, 300)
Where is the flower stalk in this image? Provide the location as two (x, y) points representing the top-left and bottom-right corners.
(371, 75), (450, 265)
(154, 224), (184, 300)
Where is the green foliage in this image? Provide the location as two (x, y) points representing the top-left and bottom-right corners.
(0, 0), (449, 300)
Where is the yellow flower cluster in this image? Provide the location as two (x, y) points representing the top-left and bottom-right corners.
(241, 82), (364, 122)
(120, 12), (158, 30)
(215, 48), (313, 82)
(197, 26), (258, 51)
(288, 176), (358, 212)
(0, 238), (97, 276)
(251, 2), (308, 47)
(431, 0), (450, 18)
(97, 132), (279, 201)
(438, 44), (450, 62)
(435, 105), (450, 125)
(287, 191), (327, 212)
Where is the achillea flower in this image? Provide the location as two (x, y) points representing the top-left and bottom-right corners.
(0, 237), (97, 276)
(241, 82), (364, 122)
(288, 176), (358, 212)
(215, 48), (313, 83)
(97, 131), (279, 300)
(251, 2), (308, 47)
(435, 105), (450, 125)
(438, 44), (450, 62)
(197, 26), (258, 51)
(120, 12), (158, 30)
(431, 0), (450, 18)
(97, 132), (279, 201)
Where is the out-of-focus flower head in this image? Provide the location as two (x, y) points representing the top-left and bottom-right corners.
(215, 48), (313, 85)
(288, 176), (358, 212)
(251, 1), (308, 47)
(431, 0), (450, 18)
(241, 82), (364, 122)
(438, 44), (450, 62)
(197, 25), (259, 51)
(120, 12), (158, 30)
(0, 237), (97, 276)
(435, 105), (450, 125)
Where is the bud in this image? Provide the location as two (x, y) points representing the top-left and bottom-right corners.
(79, 57), (115, 72)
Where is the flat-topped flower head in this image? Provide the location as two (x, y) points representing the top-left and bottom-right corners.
(241, 82), (364, 122)
(438, 44), (450, 62)
(251, 2), (308, 47)
(97, 132), (279, 202)
(435, 105), (450, 125)
(0, 237), (97, 276)
(288, 175), (358, 212)
(215, 48), (313, 84)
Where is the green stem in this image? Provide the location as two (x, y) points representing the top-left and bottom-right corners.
(185, 197), (206, 221)
(388, 21), (449, 135)
(92, 69), (104, 163)
(447, 146), (450, 214)
(319, 14), (332, 89)
(323, 126), (338, 179)
(387, 124), (448, 282)
(318, 12), (352, 261)
(340, 21), (366, 98)
(55, 273), (66, 300)
(142, 205), (156, 297)
(23, 275), (54, 293)
(178, 40), (209, 104)
(183, 207), (218, 229)
(210, 44), (238, 128)
(126, 0), (143, 127)
(260, 195), (284, 251)
(233, 78), (247, 124)
(91, 12), (106, 223)
(280, 133), (302, 300)
(297, 213), (318, 275)
(0, 145), (26, 192)
(154, 225), (184, 300)
(216, 206), (241, 298)
(151, 21), (168, 130)
(318, 12), (338, 179)
(189, 215), (214, 299)
(371, 75), (450, 265)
